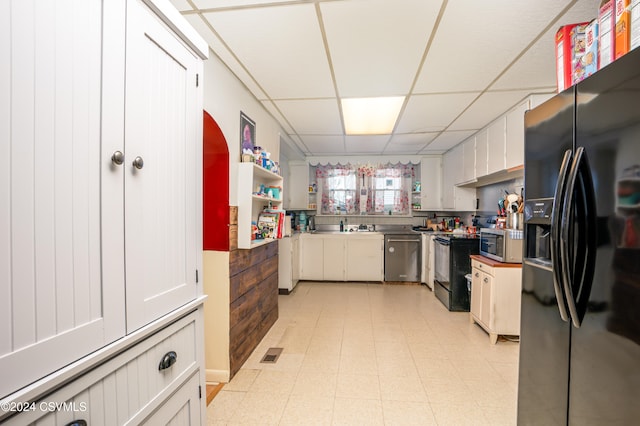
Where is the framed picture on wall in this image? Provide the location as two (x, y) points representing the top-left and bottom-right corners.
(240, 112), (255, 160)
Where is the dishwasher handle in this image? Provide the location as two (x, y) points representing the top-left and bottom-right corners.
(386, 238), (421, 243)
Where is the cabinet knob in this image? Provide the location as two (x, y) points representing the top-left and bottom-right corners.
(132, 156), (145, 170)
(158, 351), (177, 371)
(475, 272), (479, 277)
(111, 151), (124, 166)
(483, 277), (489, 283)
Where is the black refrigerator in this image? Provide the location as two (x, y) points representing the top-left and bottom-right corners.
(518, 47), (640, 425)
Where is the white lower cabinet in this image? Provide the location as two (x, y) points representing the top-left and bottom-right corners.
(299, 234), (383, 281)
(299, 235), (324, 280)
(141, 372), (201, 425)
(420, 234), (435, 290)
(323, 237), (347, 281)
(4, 310), (204, 425)
(278, 235), (300, 293)
(470, 257), (522, 344)
(346, 237), (384, 282)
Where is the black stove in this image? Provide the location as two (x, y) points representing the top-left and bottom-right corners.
(433, 234), (480, 311)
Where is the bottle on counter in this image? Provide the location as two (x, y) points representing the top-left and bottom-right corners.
(340, 220), (344, 232)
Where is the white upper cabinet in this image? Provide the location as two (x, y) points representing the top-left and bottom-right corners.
(0, 0), (125, 399)
(286, 161), (309, 210)
(462, 137), (476, 183)
(419, 156), (442, 210)
(475, 129), (488, 177)
(0, 0), (204, 399)
(487, 117), (506, 175)
(123, 0), (201, 333)
(505, 100), (529, 170)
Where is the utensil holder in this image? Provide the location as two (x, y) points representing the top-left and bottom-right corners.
(507, 212), (523, 230)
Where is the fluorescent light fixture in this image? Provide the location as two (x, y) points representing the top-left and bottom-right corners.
(342, 96), (405, 135)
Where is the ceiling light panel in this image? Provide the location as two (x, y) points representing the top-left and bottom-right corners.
(321, 0), (442, 97)
(342, 97), (404, 135)
(414, 0), (573, 93)
(203, 4), (335, 99)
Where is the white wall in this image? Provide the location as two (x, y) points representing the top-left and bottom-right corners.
(202, 49), (283, 205)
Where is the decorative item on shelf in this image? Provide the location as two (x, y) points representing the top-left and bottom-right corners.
(413, 181), (421, 192)
(240, 111), (256, 161)
(242, 153), (253, 163)
(268, 186), (281, 199)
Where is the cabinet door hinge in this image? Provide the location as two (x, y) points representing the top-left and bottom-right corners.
(196, 269), (199, 283)
(196, 74), (199, 87)
(199, 385), (202, 399)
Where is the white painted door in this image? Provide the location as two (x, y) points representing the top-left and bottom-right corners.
(124, 0), (200, 332)
(0, 0), (126, 399)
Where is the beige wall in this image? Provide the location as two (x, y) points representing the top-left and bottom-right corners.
(202, 49), (282, 206)
(203, 250), (231, 383)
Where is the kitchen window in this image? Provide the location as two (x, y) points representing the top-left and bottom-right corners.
(316, 163), (413, 215)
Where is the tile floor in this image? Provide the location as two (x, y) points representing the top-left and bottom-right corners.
(207, 282), (519, 425)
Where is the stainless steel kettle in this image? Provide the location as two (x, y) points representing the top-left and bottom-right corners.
(308, 215), (315, 231)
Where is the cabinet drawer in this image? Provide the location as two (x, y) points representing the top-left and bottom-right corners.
(3, 312), (200, 425)
(471, 259), (495, 276)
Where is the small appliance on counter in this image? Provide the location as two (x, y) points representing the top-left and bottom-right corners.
(479, 228), (523, 263)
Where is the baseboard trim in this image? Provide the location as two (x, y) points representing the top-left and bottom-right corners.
(206, 368), (230, 384)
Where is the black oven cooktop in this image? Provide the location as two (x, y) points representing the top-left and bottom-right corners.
(434, 236), (480, 311)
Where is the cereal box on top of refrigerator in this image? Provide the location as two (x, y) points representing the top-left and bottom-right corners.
(631, 0), (640, 50)
(556, 23), (589, 91)
(582, 19), (599, 81)
(615, 0), (631, 59)
(599, 0), (616, 68)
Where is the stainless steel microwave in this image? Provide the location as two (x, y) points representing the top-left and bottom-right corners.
(479, 228), (523, 263)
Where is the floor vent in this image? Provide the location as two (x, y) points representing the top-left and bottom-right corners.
(260, 347), (283, 364)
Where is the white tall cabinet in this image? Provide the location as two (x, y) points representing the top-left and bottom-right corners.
(0, 0), (208, 423)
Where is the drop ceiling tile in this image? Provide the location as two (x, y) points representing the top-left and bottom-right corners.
(321, 0), (442, 97)
(281, 134), (308, 158)
(203, 4), (335, 99)
(415, 0), (573, 93)
(261, 100), (294, 134)
(345, 135), (390, 154)
(492, 0), (601, 91)
(184, 14), (267, 99)
(390, 133), (439, 146)
(448, 90), (531, 131)
(299, 135), (345, 155)
(396, 92), (480, 133)
(385, 133), (438, 154)
(170, 0), (194, 11)
(193, 0), (297, 9)
(274, 99), (342, 134)
(422, 130), (475, 153)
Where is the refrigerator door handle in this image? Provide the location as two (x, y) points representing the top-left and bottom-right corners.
(560, 147), (598, 328)
(550, 149), (573, 322)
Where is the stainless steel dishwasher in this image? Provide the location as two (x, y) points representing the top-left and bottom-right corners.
(384, 233), (421, 281)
